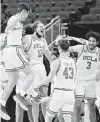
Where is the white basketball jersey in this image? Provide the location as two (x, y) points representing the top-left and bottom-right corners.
(6, 15), (23, 46)
(26, 35), (46, 65)
(76, 45), (100, 81)
(54, 56), (76, 90)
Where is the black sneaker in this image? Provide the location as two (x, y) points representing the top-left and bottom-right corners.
(13, 93), (28, 111)
(0, 104), (10, 120)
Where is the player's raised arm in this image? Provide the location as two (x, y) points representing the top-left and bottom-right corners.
(67, 35), (87, 44)
(5, 16), (20, 32)
(48, 35), (63, 50)
(37, 59), (59, 87)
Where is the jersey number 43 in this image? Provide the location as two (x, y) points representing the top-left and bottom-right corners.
(63, 67), (74, 79)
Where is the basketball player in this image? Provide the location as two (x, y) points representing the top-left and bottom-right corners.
(13, 21), (53, 122)
(50, 32), (100, 122)
(0, 3), (34, 121)
(37, 37), (76, 122)
(68, 31), (100, 122)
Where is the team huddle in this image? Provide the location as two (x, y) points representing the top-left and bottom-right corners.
(0, 3), (100, 122)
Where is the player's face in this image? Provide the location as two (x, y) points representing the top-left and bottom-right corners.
(20, 10), (29, 21)
(88, 37), (97, 50)
(36, 23), (45, 37)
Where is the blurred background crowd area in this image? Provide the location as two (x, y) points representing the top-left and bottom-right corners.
(1, 0), (100, 32)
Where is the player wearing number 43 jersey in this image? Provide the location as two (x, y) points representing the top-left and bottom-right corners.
(37, 37), (76, 122)
(68, 31), (100, 122)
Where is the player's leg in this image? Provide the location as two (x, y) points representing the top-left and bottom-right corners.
(74, 82), (85, 122)
(87, 99), (96, 122)
(63, 114), (73, 122)
(45, 89), (66, 122)
(40, 85), (48, 117)
(0, 71), (18, 120)
(84, 100), (90, 122)
(32, 101), (39, 122)
(0, 71), (18, 104)
(13, 65), (38, 111)
(16, 103), (24, 122)
(19, 65), (35, 97)
(57, 109), (64, 122)
(45, 113), (54, 122)
(62, 91), (75, 122)
(86, 81), (96, 122)
(27, 105), (34, 122)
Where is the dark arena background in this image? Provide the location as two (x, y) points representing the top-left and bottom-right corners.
(1, 0), (100, 122)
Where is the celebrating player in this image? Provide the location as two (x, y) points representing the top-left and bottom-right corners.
(13, 21), (53, 122)
(38, 37), (76, 122)
(68, 31), (100, 122)
(0, 3), (34, 121)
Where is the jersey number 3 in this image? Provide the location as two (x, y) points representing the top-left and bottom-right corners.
(86, 61), (91, 69)
(63, 67), (74, 79)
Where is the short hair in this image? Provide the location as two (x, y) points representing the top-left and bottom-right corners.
(32, 20), (44, 31)
(58, 37), (70, 51)
(86, 31), (100, 43)
(17, 3), (31, 13)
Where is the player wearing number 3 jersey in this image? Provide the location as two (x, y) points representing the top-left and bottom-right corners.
(68, 31), (100, 122)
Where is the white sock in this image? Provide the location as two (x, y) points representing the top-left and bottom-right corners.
(0, 100), (6, 106)
(20, 90), (26, 97)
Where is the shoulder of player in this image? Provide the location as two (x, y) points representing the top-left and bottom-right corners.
(42, 37), (46, 42)
(8, 15), (18, 23)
